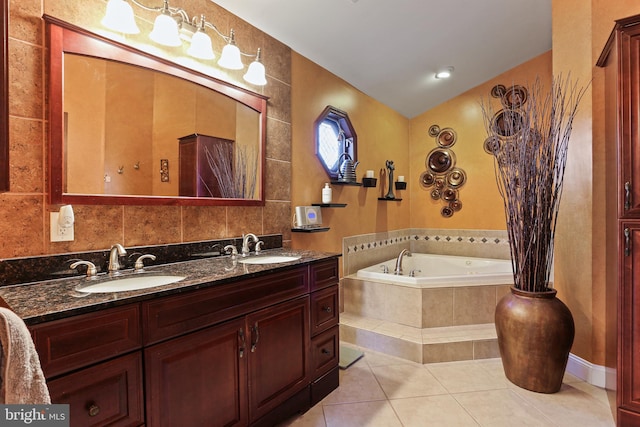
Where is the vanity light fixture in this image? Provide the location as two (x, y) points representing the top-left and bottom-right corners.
(101, 0), (140, 34)
(148, 2), (182, 46)
(102, 0), (267, 85)
(243, 48), (267, 86)
(218, 29), (243, 70)
(435, 66), (454, 79)
(186, 17), (215, 60)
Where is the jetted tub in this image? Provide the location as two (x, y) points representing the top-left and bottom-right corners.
(356, 253), (514, 287)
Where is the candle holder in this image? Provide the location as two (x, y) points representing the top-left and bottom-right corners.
(363, 178), (377, 187)
(395, 181), (407, 190)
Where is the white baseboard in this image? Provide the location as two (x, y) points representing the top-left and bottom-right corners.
(566, 353), (616, 390)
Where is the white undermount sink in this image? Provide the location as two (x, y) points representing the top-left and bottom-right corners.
(76, 275), (186, 293)
(239, 255), (301, 265)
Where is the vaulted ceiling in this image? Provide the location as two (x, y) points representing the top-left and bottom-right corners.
(212, 0), (552, 118)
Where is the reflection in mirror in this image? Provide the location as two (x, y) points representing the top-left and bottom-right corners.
(64, 55), (259, 199)
(47, 16), (267, 206)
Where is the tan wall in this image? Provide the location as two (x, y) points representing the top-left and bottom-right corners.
(3, 0), (292, 257)
(551, 0), (640, 368)
(409, 51), (552, 230)
(290, 53), (411, 273)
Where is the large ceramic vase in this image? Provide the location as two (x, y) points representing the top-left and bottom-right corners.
(494, 286), (575, 393)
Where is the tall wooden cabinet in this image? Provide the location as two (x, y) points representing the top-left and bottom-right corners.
(598, 13), (640, 426)
(178, 133), (234, 197)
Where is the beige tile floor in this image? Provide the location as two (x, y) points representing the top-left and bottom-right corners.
(281, 343), (616, 427)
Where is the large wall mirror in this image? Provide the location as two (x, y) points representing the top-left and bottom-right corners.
(46, 16), (267, 206)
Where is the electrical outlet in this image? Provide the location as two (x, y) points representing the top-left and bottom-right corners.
(50, 212), (74, 242)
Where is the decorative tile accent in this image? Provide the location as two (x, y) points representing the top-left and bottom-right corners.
(344, 230), (508, 255)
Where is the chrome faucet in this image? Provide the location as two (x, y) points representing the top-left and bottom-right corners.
(241, 233), (258, 257)
(108, 243), (127, 273)
(394, 249), (412, 275)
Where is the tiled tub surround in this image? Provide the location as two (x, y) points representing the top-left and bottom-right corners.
(340, 229), (512, 364)
(342, 228), (510, 276)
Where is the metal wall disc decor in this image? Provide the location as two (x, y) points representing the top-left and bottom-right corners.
(421, 123), (466, 217)
(436, 128), (457, 147)
(485, 83), (530, 159)
(426, 148), (456, 174)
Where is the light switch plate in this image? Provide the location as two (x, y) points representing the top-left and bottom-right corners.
(50, 212), (74, 242)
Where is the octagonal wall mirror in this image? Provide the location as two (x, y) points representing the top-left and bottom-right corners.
(314, 106), (357, 180)
(46, 16), (267, 206)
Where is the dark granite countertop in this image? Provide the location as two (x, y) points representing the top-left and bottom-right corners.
(0, 249), (339, 326)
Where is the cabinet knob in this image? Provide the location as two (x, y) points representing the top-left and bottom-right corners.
(321, 348), (331, 355)
(88, 404), (100, 417)
(323, 306), (332, 313)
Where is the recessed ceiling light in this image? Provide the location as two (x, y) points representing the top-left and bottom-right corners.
(435, 66), (454, 79)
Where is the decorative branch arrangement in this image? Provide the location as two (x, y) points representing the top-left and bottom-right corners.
(481, 77), (587, 292)
(204, 144), (258, 198)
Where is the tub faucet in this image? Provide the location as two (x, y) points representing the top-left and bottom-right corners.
(394, 249), (412, 275)
(242, 233), (259, 257)
(108, 243), (127, 273)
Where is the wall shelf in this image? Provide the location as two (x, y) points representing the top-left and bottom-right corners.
(312, 203), (347, 208)
(330, 180), (362, 186)
(291, 227), (330, 233)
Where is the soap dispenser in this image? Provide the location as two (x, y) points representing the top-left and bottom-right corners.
(322, 183), (332, 204)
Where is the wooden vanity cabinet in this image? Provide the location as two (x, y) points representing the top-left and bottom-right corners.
(30, 258), (339, 427)
(31, 305), (144, 427)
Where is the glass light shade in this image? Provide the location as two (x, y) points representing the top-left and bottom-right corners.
(243, 60), (267, 85)
(149, 13), (182, 47)
(187, 30), (215, 60)
(102, 0), (140, 34)
(218, 43), (243, 70)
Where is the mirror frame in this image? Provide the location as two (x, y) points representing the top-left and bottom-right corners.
(0, 0), (8, 193)
(45, 15), (268, 206)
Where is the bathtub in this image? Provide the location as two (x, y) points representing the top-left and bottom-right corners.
(356, 253), (514, 288)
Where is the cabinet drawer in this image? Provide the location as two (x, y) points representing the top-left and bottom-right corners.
(310, 259), (339, 291)
(31, 305), (141, 378)
(310, 325), (339, 380)
(311, 285), (338, 336)
(143, 267), (309, 345)
(48, 352), (144, 427)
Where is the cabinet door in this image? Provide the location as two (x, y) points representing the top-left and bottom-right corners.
(620, 223), (640, 421)
(247, 297), (310, 422)
(618, 24), (640, 217)
(144, 317), (247, 427)
(48, 352), (144, 427)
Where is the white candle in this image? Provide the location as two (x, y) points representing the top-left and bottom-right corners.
(398, 175), (405, 182)
(366, 170), (374, 178)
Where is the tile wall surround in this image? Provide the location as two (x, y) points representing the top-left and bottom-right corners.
(0, 234), (282, 287)
(342, 228), (510, 276)
(3, 0), (292, 259)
